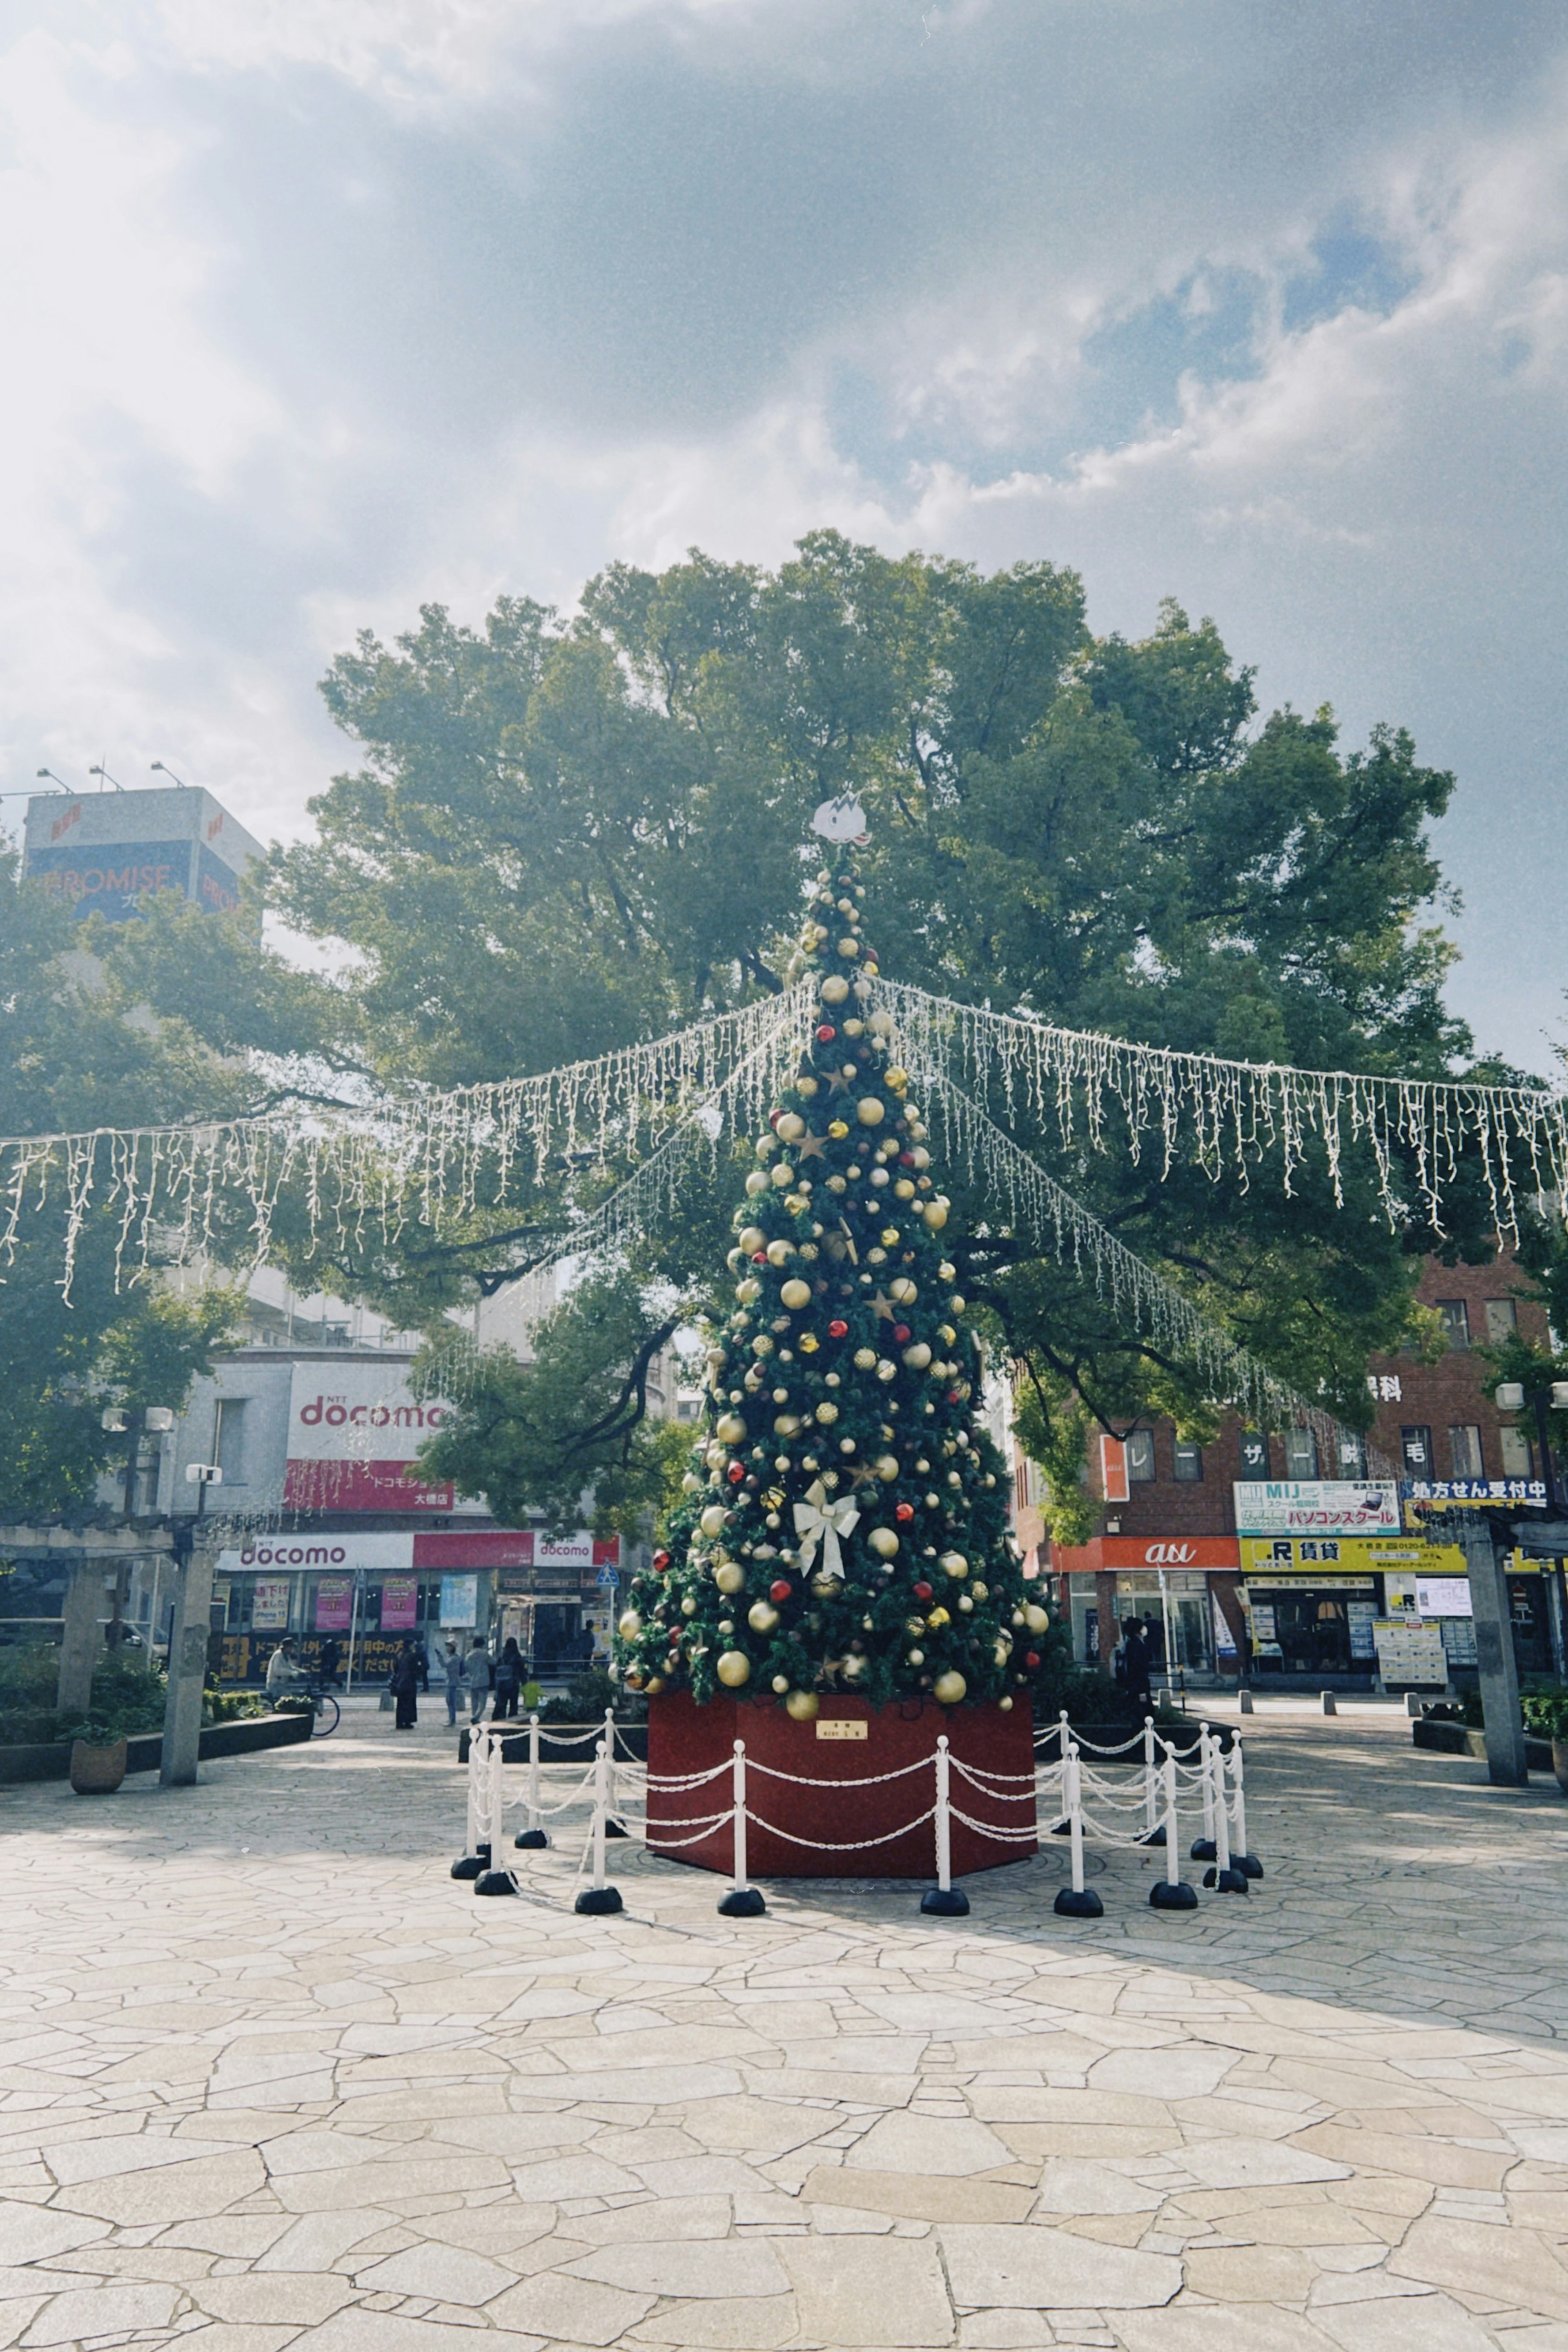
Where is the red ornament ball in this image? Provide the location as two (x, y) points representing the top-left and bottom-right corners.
(751, 1250), (768, 1264)
(652, 1549), (670, 1570)
(913, 1580), (933, 1601)
(947, 1389), (961, 1404)
(769, 1108), (783, 1128)
(769, 1578), (793, 1603)
(728, 1462), (745, 1484)
(816, 1023), (837, 1042)
(895, 1502), (915, 1522)
(893, 1323), (911, 1343)
(1025, 1650), (1040, 1669)
(828, 1318), (848, 1338)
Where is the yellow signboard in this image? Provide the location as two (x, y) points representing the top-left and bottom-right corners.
(1240, 1536), (1468, 1578)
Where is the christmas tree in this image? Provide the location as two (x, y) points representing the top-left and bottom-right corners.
(613, 846), (1053, 1719)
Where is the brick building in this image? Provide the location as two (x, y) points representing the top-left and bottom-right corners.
(1029, 1248), (1564, 1690)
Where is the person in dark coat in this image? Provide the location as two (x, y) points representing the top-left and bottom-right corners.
(412, 1636), (430, 1693)
(1120, 1619), (1152, 1712)
(389, 1640), (420, 1729)
(317, 1635), (343, 1689)
(493, 1637), (523, 1719)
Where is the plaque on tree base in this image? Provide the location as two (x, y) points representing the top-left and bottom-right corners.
(646, 1690), (1037, 1879)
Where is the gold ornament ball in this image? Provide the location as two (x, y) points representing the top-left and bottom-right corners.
(875, 1452), (899, 1479)
(775, 1111), (805, 1141)
(856, 1096), (885, 1126)
(747, 1600), (780, 1633)
(644, 1674), (666, 1696)
(773, 1412), (803, 1437)
(715, 1412), (747, 1446)
(889, 1275), (917, 1302)
(940, 1550), (969, 1579)
(922, 1202), (949, 1229)
(681, 1471), (703, 1494)
(819, 974), (850, 1004)
(785, 1688), (820, 1722)
(867, 1527), (900, 1559)
(714, 1561), (746, 1595)
(903, 1342), (932, 1370)
(715, 1650), (752, 1688)
(1024, 1603), (1049, 1634)
(737, 1225), (766, 1254)
(949, 1294), (966, 1314)
(766, 1238), (796, 1266)
(854, 1347), (877, 1369)
(744, 1169), (768, 1196)
(906, 1646), (925, 1666)
(771, 1673), (789, 1693)
(735, 1277), (761, 1303)
(998, 1694), (1013, 1711)
(617, 1608), (642, 1639)
(938, 1259), (957, 1280)
(779, 1277), (812, 1309)
(933, 1669), (967, 1705)
(814, 1399), (840, 1424)
(699, 1503), (729, 1538)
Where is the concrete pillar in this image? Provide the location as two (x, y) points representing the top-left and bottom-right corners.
(160, 1546), (216, 1788)
(1460, 1515), (1526, 1786)
(57, 1559), (105, 1716)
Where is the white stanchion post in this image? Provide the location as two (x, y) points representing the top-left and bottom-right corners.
(475, 1735), (517, 1895)
(1203, 1731), (1247, 1894)
(575, 1737), (623, 1915)
(1149, 1738), (1197, 1911)
(1191, 1720), (1218, 1861)
(1047, 1708), (1072, 1835)
(451, 1721), (490, 1879)
(1228, 1737), (1261, 1879)
(516, 1711), (547, 1849)
(1141, 1715), (1159, 1843)
(921, 1735), (970, 1917)
(602, 1707), (626, 1837)
(718, 1740), (767, 1916)
(1053, 1738), (1103, 1918)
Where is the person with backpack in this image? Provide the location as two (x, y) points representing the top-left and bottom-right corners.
(462, 1637), (491, 1723)
(493, 1636), (523, 1719)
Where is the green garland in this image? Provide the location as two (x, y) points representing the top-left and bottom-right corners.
(612, 858), (1053, 1719)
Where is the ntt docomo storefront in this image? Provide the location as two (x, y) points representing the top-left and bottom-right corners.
(1051, 1537), (1244, 1678)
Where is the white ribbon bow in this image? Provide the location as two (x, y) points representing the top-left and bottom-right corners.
(793, 1479), (860, 1582)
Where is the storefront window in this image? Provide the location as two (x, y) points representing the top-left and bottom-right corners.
(1248, 1591), (1354, 1674)
(1173, 1439), (1203, 1482)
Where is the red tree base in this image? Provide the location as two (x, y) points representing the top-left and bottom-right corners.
(645, 1690), (1038, 1879)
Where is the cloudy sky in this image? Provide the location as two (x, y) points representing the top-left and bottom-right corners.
(3, 0), (1566, 1068)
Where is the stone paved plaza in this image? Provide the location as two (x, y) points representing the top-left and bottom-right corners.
(5, 1702), (1568, 2352)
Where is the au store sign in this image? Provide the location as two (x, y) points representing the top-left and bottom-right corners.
(1233, 1480), (1401, 1538)
(283, 1365), (456, 1512)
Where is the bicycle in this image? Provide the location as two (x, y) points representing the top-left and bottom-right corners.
(278, 1679), (341, 1737)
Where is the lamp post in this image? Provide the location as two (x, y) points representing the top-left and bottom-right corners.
(57, 1403), (176, 1716)
(160, 1464), (222, 1788)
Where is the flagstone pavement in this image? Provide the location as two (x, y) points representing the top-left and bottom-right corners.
(4, 1700), (1568, 2352)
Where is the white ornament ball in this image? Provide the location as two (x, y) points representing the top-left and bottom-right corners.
(771, 1674), (790, 1693)
(903, 1342), (932, 1370)
(745, 1169), (768, 1196)
(617, 1609), (641, 1639)
(939, 1550), (968, 1580)
(747, 1601), (780, 1633)
(1025, 1603), (1049, 1634)
(820, 974), (850, 1004)
(735, 1277), (761, 1303)
(775, 1111), (805, 1141)
(699, 1504), (729, 1539)
(714, 1561), (746, 1595)
(766, 1239), (796, 1266)
(737, 1225), (766, 1254)
(856, 1096), (885, 1126)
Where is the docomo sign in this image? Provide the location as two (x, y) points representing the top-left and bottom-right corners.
(285, 1365), (456, 1514)
(293, 1393), (452, 1443)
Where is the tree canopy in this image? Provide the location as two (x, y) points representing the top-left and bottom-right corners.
(93, 531), (1531, 1528)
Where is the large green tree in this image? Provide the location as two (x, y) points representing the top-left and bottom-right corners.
(104, 535), (1530, 1514)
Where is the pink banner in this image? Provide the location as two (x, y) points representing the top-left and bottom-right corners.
(314, 1577), (354, 1632)
(285, 1459), (454, 1512)
(380, 1576), (418, 1632)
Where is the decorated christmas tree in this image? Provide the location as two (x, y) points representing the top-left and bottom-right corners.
(613, 838), (1054, 1719)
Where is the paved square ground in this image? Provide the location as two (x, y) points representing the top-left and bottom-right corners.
(4, 1701), (1568, 2350)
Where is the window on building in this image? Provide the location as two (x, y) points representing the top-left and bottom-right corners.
(1284, 1427), (1319, 1479)
(1336, 1433), (1367, 1475)
(1435, 1299), (1471, 1350)
(1484, 1298), (1518, 1346)
(212, 1398), (246, 1484)
(1400, 1425), (1434, 1477)
(1501, 1426), (1534, 1477)
(1173, 1439), (1204, 1482)
(1125, 1428), (1156, 1482)
(1238, 1430), (1270, 1476)
(1448, 1424), (1484, 1479)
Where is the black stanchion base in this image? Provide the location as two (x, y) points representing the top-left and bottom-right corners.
(474, 1868), (517, 1896)
(514, 1828), (548, 1849)
(1149, 1879), (1199, 1911)
(717, 1886), (768, 1918)
(1189, 1837), (1218, 1862)
(1054, 1887), (1105, 1919)
(1202, 1864), (1250, 1894)
(1236, 1852), (1264, 1879)
(575, 1885), (624, 1915)
(920, 1886), (971, 1917)
(1049, 1818), (1072, 1837)
(1136, 1824), (1167, 1847)
(604, 1820), (629, 1840)
(450, 1843), (491, 1881)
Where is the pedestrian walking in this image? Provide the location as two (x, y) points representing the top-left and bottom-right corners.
(463, 1637), (491, 1723)
(388, 1639), (420, 1730)
(493, 1636), (523, 1719)
(442, 1638), (464, 1727)
(265, 1637), (301, 1701)
(412, 1635), (430, 1693)
(317, 1635), (343, 1689)
(1120, 1617), (1152, 1713)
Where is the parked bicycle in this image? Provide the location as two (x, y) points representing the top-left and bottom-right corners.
(278, 1679), (340, 1737)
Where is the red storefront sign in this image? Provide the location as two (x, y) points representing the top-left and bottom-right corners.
(1054, 1535), (1241, 1575)
(408, 1531), (622, 1568)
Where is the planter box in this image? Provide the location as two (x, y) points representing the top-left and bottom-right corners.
(646, 1691), (1038, 1880)
(0, 1710), (312, 1786)
(1412, 1719), (1554, 1773)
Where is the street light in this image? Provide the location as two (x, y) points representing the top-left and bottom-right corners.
(88, 763), (125, 792)
(150, 760), (188, 787)
(34, 768), (70, 793)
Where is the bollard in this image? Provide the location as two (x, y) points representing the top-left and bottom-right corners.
(1228, 1737), (1263, 1880)
(476, 1739), (518, 1895)
(718, 1740), (768, 1917)
(921, 1736), (971, 1916)
(451, 1722), (492, 1880)
(575, 1737), (623, 1915)
(1404, 1689), (1422, 1719)
(1054, 1739), (1104, 1919)
(1203, 1731), (1248, 1894)
(1149, 1740), (1198, 1910)
(1136, 1714), (1165, 1846)
(603, 1708), (628, 1837)
(515, 1711), (548, 1848)
(1238, 1687), (1255, 1715)
(1321, 1690), (1337, 1716)
(1190, 1721), (1218, 1862)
